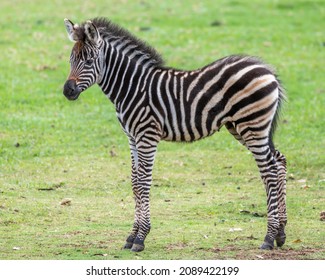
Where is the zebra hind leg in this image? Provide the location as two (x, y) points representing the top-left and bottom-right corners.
(241, 134), (281, 250)
(225, 122), (278, 250)
(226, 123), (280, 249)
(273, 149), (287, 247)
(249, 141), (280, 250)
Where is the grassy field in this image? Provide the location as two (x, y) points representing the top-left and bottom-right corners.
(0, 0), (324, 260)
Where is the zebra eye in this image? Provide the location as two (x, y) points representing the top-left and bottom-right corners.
(84, 58), (94, 65)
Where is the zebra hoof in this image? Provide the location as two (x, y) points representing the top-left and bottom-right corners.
(123, 235), (135, 249)
(275, 235), (286, 247)
(131, 243), (145, 252)
(130, 236), (145, 252)
(260, 235), (274, 250)
(260, 242), (274, 250)
(123, 242), (133, 249)
(275, 226), (286, 247)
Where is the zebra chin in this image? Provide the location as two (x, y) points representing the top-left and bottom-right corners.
(63, 79), (82, 101)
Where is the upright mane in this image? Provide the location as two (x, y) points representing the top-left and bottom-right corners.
(83, 17), (164, 67)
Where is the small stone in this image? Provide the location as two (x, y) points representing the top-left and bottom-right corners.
(229, 228), (243, 232)
(60, 198), (72, 206)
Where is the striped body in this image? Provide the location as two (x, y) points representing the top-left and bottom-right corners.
(114, 57), (280, 143)
(63, 18), (287, 252)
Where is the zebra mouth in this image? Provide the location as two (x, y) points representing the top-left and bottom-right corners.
(63, 79), (82, 101)
(66, 91), (81, 101)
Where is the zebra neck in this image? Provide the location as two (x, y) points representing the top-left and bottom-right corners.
(97, 40), (161, 106)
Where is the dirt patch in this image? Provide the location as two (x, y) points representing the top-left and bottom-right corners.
(211, 246), (325, 260)
(251, 248), (325, 260)
(165, 242), (189, 251)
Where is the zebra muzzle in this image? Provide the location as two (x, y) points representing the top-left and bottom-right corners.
(63, 79), (82, 100)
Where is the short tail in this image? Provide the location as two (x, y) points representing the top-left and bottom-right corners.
(269, 78), (286, 152)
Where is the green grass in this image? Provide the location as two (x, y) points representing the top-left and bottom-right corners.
(0, 0), (324, 260)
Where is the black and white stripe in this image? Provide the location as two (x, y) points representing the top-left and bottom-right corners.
(63, 17), (287, 252)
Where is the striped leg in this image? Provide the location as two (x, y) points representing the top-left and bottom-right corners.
(273, 150), (287, 247)
(226, 123), (280, 249)
(124, 138), (141, 249)
(248, 140), (280, 250)
(125, 136), (158, 252)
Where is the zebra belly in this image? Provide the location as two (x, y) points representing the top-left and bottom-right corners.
(160, 107), (224, 143)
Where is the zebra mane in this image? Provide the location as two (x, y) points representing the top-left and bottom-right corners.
(83, 17), (164, 67)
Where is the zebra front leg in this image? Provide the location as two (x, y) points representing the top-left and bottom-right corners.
(130, 140), (158, 252)
(124, 138), (141, 249)
(124, 185), (141, 249)
(130, 183), (151, 252)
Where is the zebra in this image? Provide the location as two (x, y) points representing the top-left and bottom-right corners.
(63, 17), (287, 252)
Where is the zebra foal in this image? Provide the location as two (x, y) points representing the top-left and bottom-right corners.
(63, 17), (287, 252)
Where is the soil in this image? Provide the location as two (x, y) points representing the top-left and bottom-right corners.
(211, 246), (325, 260)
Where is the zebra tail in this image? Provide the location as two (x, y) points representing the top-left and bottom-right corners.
(269, 78), (287, 152)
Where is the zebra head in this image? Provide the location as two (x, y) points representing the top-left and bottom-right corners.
(63, 19), (103, 100)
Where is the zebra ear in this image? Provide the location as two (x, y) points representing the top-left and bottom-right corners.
(85, 20), (101, 44)
(64, 18), (80, 42)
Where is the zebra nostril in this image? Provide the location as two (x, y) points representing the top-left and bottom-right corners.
(64, 79), (76, 91)
(63, 79), (80, 100)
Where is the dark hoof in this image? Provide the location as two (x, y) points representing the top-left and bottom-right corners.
(260, 242), (274, 250)
(131, 243), (145, 252)
(275, 226), (286, 247)
(123, 242), (133, 249)
(130, 236), (145, 252)
(275, 235), (286, 247)
(260, 235), (274, 250)
(123, 235), (135, 249)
